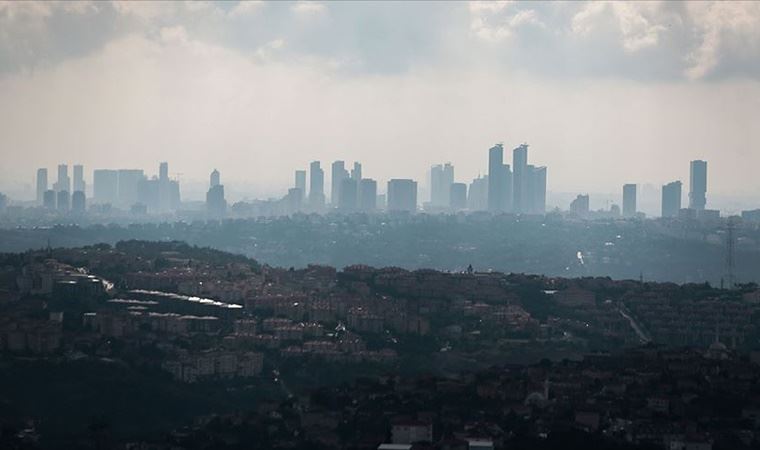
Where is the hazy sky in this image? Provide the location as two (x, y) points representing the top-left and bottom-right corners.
(1, 1), (759, 202)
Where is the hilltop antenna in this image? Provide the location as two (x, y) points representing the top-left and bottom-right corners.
(726, 217), (736, 289)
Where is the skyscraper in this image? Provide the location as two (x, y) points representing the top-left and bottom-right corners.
(53, 164), (70, 193)
(528, 166), (547, 214)
(358, 178), (377, 212)
(623, 184), (637, 217)
(689, 160), (707, 211)
(387, 179), (417, 213)
(450, 183), (467, 211)
(351, 162), (362, 181)
(662, 181), (682, 218)
(338, 178), (358, 211)
(210, 169), (220, 188)
(468, 175), (488, 211)
(309, 161), (325, 210)
(43, 190), (56, 209)
(295, 170), (306, 201)
(513, 144), (528, 213)
(117, 169), (145, 207)
(430, 163), (454, 208)
(206, 169), (226, 218)
(71, 190), (86, 214)
(159, 162), (169, 181)
(156, 162), (180, 212)
(286, 188), (302, 213)
(73, 164), (85, 193)
(331, 161), (348, 206)
(137, 177), (160, 212)
(36, 168), (47, 205)
(488, 144), (511, 212)
(57, 190), (70, 212)
(93, 169), (118, 205)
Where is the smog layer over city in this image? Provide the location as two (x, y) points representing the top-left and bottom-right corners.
(1, 1), (760, 449)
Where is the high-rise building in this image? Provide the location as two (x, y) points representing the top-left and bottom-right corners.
(137, 178), (160, 212)
(387, 179), (417, 213)
(205, 169), (226, 217)
(43, 189), (56, 209)
(57, 190), (70, 212)
(430, 163), (454, 208)
(71, 190), (86, 214)
(73, 164), (85, 193)
(36, 168), (48, 205)
(513, 144), (529, 213)
(295, 170), (306, 201)
(286, 188), (302, 213)
(570, 194), (590, 216)
(159, 162), (169, 181)
(93, 169), (119, 205)
(358, 178), (377, 212)
(206, 185), (226, 218)
(309, 161), (325, 210)
(528, 166), (547, 214)
(331, 161), (348, 206)
(450, 183), (467, 210)
(117, 169), (145, 207)
(488, 144), (511, 212)
(661, 181), (682, 218)
(468, 175), (488, 211)
(338, 178), (358, 211)
(351, 162), (362, 181)
(622, 184), (637, 217)
(689, 160), (707, 211)
(53, 164), (70, 193)
(156, 162), (180, 212)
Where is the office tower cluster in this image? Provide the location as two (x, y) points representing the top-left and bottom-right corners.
(614, 159), (715, 220)
(428, 163), (471, 212)
(35, 161), (182, 215)
(294, 160), (379, 214)
(485, 143), (547, 215)
(36, 163), (87, 214)
(288, 142), (547, 216)
(92, 162), (181, 213)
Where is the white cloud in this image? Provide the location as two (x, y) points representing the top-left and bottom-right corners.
(254, 38), (286, 61)
(111, 1), (178, 21)
(227, 1), (265, 19)
(571, 2), (670, 52)
(469, 1), (543, 43)
(685, 2), (760, 80)
(159, 25), (189, 44)
(291, 1), (326, 18)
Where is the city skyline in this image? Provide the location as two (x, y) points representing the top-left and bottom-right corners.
(26, 151), (720, 219)
(2, 4), (760, 449)
(1, 2), (759, 200)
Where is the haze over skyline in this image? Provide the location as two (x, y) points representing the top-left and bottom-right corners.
(1, 1), (760, 200)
